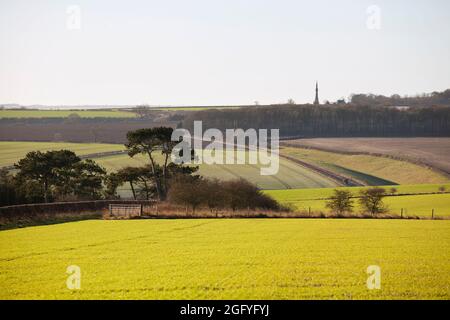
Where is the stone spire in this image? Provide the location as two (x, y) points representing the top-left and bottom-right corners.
(314, 81), (320, 105)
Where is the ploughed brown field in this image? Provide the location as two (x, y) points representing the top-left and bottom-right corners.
(281, 138), (450, 175)
(0, 119), (178, 144)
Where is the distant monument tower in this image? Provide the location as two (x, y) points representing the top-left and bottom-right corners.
(314, 81), (320, 105)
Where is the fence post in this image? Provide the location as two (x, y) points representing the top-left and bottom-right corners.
(432, 209), (434, 220)
(308, 207), (311, 215)
(400, 208), (403, 219)
(140, 204), (143, 217)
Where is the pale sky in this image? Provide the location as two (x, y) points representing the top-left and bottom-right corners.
(1, 0), (449, 106)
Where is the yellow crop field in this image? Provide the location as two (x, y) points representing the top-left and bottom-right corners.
(1, 219), (449, 299)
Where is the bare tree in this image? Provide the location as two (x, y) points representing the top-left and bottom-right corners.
(168, 176), (204, 215)
(134, 104), (151, 119)
(325, 189), (354, 215)
(203, 178), (228, 216)
(359, 187), (387, 215)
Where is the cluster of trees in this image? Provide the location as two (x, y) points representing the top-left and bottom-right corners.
(123, 127), (197, 200)
(182, 104), (450, 137)
(350, 89), (450, 108)
(325, 187), (388, 215)
(0, 150), (107, 205)
(106, 163), (198, 201)
(168, 176), (286, 215)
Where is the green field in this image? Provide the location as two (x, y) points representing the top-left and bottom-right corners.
(265, 184), (450, 218)
(0, 109), (136, 118)
(94, 152), (337, 190)
(0, 142), (125, 167)
(1, 219), (449, 299)
(281, 147), (449, 185)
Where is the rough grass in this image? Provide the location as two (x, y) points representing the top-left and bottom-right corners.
(281, 146), (449, 185)
(1, 219), (449, 299)
(265, 184), (450, 218)
(0, 109), (136, 118)
(0, 142), (125, 167)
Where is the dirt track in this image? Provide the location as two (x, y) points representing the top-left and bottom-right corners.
(279, 154), (364, 187)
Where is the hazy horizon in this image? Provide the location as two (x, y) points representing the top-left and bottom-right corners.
(1, 0), (450, 106)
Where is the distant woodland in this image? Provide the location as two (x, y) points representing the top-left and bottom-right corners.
(181, 89), (450, 137)
(182, 105), (450, 137)
(349, 89), (450, 107)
